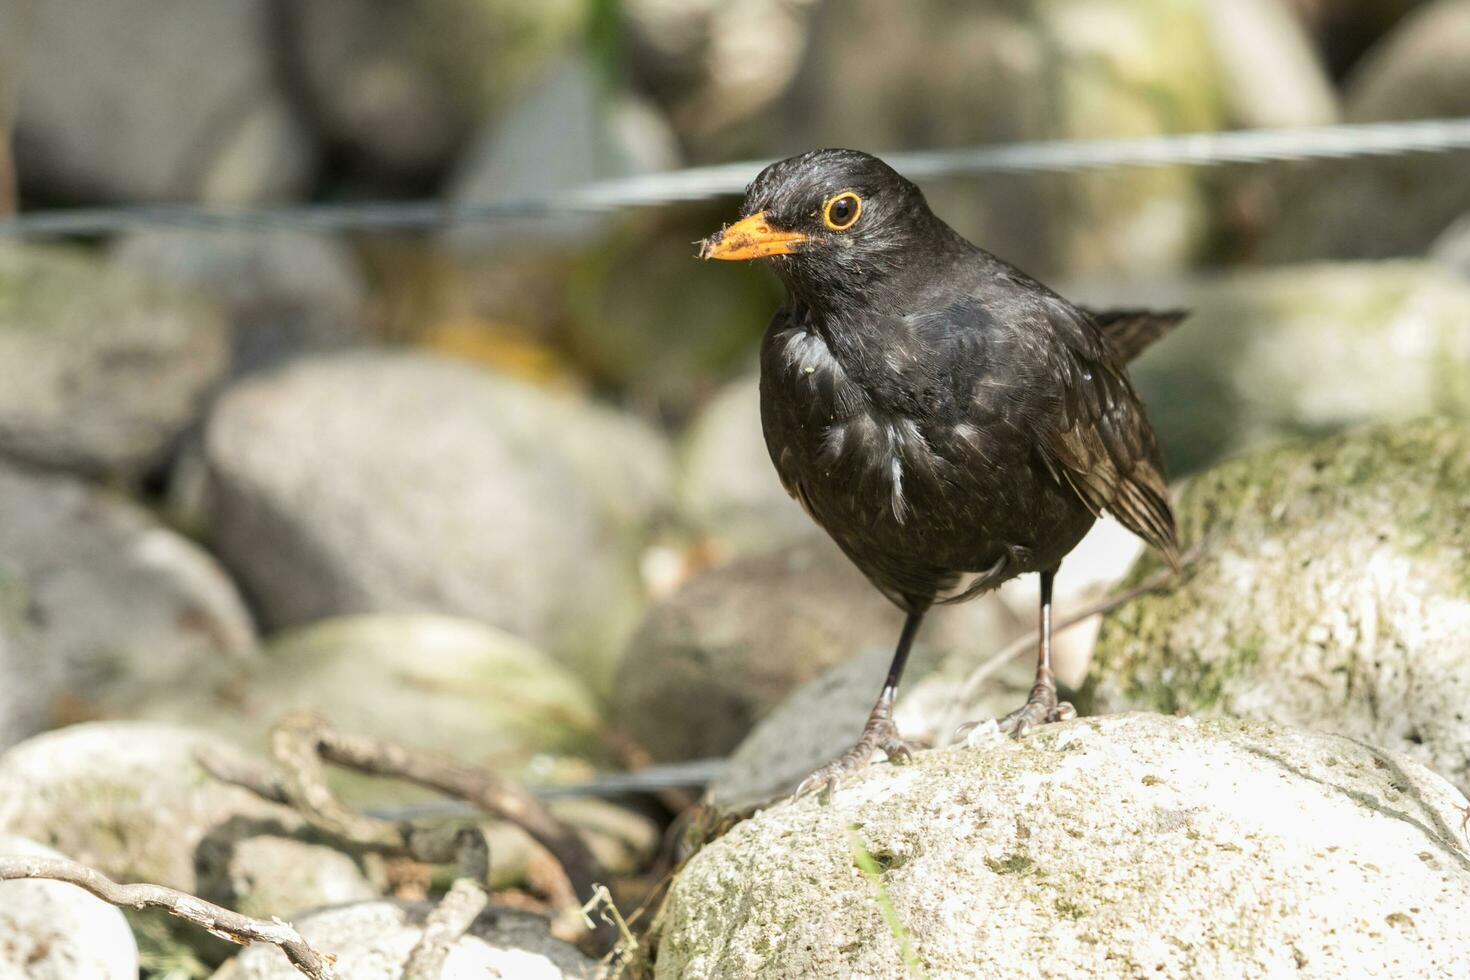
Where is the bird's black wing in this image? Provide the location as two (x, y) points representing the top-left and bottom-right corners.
(1083, 308), (1188, 363)
(1034, 297), (1181, 567)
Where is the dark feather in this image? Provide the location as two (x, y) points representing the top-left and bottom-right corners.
(1084, 308), (1188, 363)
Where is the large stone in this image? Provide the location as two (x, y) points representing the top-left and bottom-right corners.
(1072, 261), (1470, 476)
(1085, 420), (1470, 796)
(617, 536), (1032, 770)
(621, 0), (819, 160)
(1283, 0), (1427, 78)
(0, 462), (255, 739)
(0, 566), (48, 749)
(676, 372), (816, 558)
(277, 0), (585, 181)
(13, 0), (313, 204)
(0, 244), (231, 477)
(215, 902), (594, 980)
(0, 835), (139, 980)
(1201, 0), (1338, 128)
(0, 723), (377, 915)
(447, 53), (680, 253)
(613, 540), (910, 763)
(111, 229), (369, 376)
(136, 614), (605, 805)
(661, 713), (1470, 978)
(197, 351), (668, 689)
(700, 518), (1146, 811)
(1260, 0), (1470, 261)
(771, 0), (1229, 279)
(1432, 211), (1470, 281)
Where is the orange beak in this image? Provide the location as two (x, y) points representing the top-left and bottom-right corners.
(699, 211), (808, 261)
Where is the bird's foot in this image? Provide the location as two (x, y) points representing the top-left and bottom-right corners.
(795, 701), (913, 798)
(955, 670), (1075, 743)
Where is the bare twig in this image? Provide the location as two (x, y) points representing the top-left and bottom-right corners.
(201, 713), (612, 950)
(0, 855), (335, 980)
(402, 827), (491, 980)
(936, 550), (1199, 746)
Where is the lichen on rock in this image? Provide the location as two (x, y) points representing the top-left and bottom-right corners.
(1084, 418), (1470, 795)
(658, 713), (1470, 979)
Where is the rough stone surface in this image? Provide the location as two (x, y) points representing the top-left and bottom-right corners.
(136, 614), (605, 805)
(215, 902), (594, 980)
(1260, 0), (1470, 260)
(0, 462), (255, 735)
(198, 351), (667, 689)
(112, 228), (369, 375)
(278, 0), (584, 180)
(14, 0), (314, 204)
(0, 722), (377, 915)
(1084, 420), (1470, 797)
(0, 244), (231, 477)
(0, 835), (139, 980)
(662, 713), (1470, 979)
(677, 372), (817, 557)
(1072, 262), (1470, 476)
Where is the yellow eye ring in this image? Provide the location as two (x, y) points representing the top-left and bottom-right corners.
(822, 191), (863, 231)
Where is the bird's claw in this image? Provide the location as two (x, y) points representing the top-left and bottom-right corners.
(956, 690), (1075, 744)
(795, 715), (913, 798)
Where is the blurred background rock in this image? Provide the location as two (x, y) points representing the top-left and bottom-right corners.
(2, 2), (1470, 971)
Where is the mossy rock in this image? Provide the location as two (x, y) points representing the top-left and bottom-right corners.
(658, 714), (1470, 978)
(0, 244), (229, 477)
(1084, 419), (1470, 795)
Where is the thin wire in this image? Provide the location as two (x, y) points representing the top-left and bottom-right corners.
(3, 116), (1469, 239)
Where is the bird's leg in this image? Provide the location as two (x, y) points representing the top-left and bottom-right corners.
(958, 568), (1076, 741)
(795, 610), (925, 797)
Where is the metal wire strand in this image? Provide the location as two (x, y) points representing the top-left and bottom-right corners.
(2, 116), (1469, 239)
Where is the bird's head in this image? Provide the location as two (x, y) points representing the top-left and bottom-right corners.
(699, 149), (952, 308)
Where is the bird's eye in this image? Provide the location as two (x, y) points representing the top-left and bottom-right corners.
(822, 191), (863, 231)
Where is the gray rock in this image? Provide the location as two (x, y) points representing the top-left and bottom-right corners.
(772, 0), (1229, 279)
(111, 229), (369, 375)
(1084, 420), (1470, 796)
(0, 567), (48, 749)
(708, 629), (1033, 813)
(622, 0), (819, 159)
(1071, 262), (1470, 476)
(447, 54), (680, 252)
(215, 902), (594, 980)
(663, 713), (1470, 978)
(0, 722), (377, 915)
(1202, 0), (1338, 128)
(278, 0), (585, 180)
(1282, 0), (1426, 77)
(0, 244), (231, 477)
(135, 614), (605, 807)
(14, 0), (313, 203)
(0, 462), (255, 739)
(198, 352), (667, 689)
(700, 518), (1143, 811)
(1432, 212), (1470, 280)
(0, 835), (139, 980)
(613, 539), (914, 763)
(1261, 0), (1470, 261)
(677, 373), (816, 558)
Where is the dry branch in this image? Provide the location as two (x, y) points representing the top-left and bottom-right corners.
(200, 713), (614, 951)
(0, 855), (335, 980)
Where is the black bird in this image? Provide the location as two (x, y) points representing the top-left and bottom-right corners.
(699, 149), (1183, 794)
